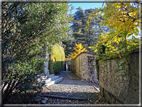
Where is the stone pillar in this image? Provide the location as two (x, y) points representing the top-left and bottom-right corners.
(66, 61), (68, 71)
(44, 48), (49, 77)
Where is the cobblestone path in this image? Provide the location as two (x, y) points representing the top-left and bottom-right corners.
(40, 71), (101, 104)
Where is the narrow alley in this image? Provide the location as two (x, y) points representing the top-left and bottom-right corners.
(36, 71), (105, 104)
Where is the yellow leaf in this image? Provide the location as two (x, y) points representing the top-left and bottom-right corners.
(67, 43), (87, 59)
(134, 27), (139, 33)
(94, 49), (97, 52)
(119, 54), (121, 58)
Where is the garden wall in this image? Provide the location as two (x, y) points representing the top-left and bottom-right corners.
(71, 52), (98, 83)
(99, 49), (140, 104)
(71, 53), (82, 78)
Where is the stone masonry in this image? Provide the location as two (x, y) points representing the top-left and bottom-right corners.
(71, 52), (98, 83)
(99, 48), (140, 104)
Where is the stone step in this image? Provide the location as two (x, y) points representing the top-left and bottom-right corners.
(45, 76), (59, 83)
(45, 77), (63, 87)
(39, 74), (55, 82)
(40, 75), (48, 80)
(55, 77), (63, 84)
(49, 74), (54, 78)
(45, 81), (55, 87)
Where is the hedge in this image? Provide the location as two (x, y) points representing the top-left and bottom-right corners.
(49, 44), (65, 74)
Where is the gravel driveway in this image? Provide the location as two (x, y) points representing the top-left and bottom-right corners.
(40, 71), (100, 104)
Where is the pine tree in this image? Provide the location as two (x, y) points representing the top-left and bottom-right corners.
(71, 7), (108, 52)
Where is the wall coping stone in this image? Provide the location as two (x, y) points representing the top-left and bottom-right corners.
(74, 52), (96, 59)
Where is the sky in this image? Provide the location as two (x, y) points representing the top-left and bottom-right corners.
(67, 2), (141, 38)
(67, 2), (104, 37)
(68, 3), (103, 15)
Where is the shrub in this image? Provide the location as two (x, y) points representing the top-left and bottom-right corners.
(49, 44), (65, 74)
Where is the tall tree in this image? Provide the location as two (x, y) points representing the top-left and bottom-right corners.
(2, 2), (72, 104)
(67, 43), (87, 59)
(63, 38), (76, 57)
(71, 7), (87, 48)
(70, 7), (108, 52)
(85, 9), (108, 50)
(87, 2), (140, 61)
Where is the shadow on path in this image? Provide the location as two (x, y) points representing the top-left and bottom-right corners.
(40, 71), (102, 104)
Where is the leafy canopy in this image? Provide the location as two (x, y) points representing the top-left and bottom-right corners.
(87, 2), (140, 60)
(2, 2), (72, 104)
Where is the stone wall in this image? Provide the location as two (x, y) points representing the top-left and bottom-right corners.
(81, 53), (91, 81)
(71, 58), (76, 73)
(71, 52), (98, 83)
(88, 56), (98, 84)
(99, 49), (140, 104)
(71, 54), (82, 78)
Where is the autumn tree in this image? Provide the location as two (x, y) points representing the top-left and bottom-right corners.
(63, 7), (108, 58)
(87, 2), (140, 60)
(67, 43), (87, 59)
(70, 7), (108, 52)
(87, 1), (140, 76)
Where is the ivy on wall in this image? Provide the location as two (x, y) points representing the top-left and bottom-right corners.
(49, 44), (65, 74)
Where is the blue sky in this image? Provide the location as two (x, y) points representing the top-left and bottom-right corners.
(68, 3), (103, 14)
(67, 3), (104, 36)
(67, 2), (140, 38)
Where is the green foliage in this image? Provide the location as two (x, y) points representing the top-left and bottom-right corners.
(70, 7), (107, 52)
(49, 60), (64, 74)
(53, 61), (64, 74)
(51, 44), (65, 61)
(49, 44), (65, 74)
(63, 38), (76, 57)
(87, 2), (140, 76)
(2, 2), (72, 104)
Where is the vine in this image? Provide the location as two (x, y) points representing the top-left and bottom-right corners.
(87, 2), (141, 76)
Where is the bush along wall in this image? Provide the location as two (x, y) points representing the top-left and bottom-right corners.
(49, 43), (65, 74)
